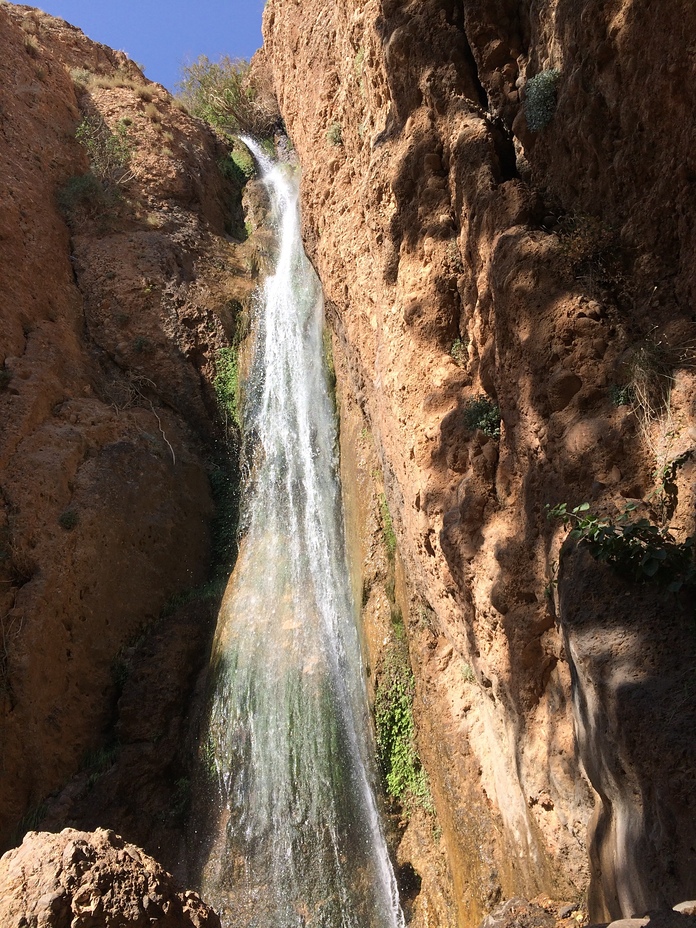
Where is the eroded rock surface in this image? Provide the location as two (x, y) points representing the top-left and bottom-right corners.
(0, 4), (256, 850)
(264, 0), (696, 922)
(0, 828), (221, 927)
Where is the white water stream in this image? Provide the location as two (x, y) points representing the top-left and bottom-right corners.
(199, 143), (405, 928)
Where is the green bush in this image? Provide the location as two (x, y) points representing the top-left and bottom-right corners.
(524, 69), (560, 132)
(176, 55), (279, 138)
(378, 493), (397, 556)
(609, 384), (634, 407)
(230, 145), (256, 179)
(462, 395), (501, 440)
(547, 502), (696, 591)
(450, 337), (467, 367)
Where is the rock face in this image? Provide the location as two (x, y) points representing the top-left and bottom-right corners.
(0, 828), (221, 927)
(3, 1), (696, 924)
(559, 547), (696, 920)
(263, 0), (696, 922)
(0, 4), (254, 851)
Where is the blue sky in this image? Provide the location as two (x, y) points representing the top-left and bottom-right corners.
(17, 0), (266, 90)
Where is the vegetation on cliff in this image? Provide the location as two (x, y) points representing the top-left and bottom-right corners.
(548, 502), (695, 591)
(375, 643), (431, 811)
(177, 55), (280, 139)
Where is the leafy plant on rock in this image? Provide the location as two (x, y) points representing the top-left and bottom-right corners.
(524, 68), (560, 132)
(375, 648), (431, 811)
(462, 395), (501, 440)
(450, 337), (467, 367)
(378, 492), (397, 557)
(326, 122), (342, 146)
(547, 502), (695, 592)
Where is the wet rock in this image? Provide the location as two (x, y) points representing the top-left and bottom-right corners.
(480, 897), (555, 928)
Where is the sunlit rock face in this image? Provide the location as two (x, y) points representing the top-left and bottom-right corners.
(0, 3), (256, 860)
(0, 828), (221, 927)
(263, 0), (696, 922)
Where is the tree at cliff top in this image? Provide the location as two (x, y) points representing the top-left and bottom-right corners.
(177, 55), (279, 139)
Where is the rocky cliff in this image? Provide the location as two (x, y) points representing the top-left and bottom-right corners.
(0, 2), (260, 864)
(2, 1), (696, 925)
(263, 0), (696, 923)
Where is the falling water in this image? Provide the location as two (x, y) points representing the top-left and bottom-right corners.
(199, 142), (405, 928)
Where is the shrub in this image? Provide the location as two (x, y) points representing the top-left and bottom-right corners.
(557, 213), (617, 285)
(90, 71), (143, 92)
(24, 35), (40, 57)
(75, 115), (133, 184)
(143, 102), (161, 123)
(462, 395), (501, 439)
(450, 337), (467, 367)
(58, 510), (79, 531)
(547, 501), (696, 591)
(326, 122), (342, 146)
(70, 67), (93, 88)
(625, 338), (675, 422)
(176, 55), (279, 138)
(57, 173), (106, 219)
(524, 68), (560, 132)
(219, 144), (255, 183)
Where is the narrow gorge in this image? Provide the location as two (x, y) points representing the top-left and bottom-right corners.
(0, 1), (695, 927)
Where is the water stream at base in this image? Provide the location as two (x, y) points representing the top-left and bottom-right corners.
(198, 141), (406, 928)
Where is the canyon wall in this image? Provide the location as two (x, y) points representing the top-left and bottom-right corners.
(2, 1), (695, 923)
(263, 0), (696, 922)
(0, 3), (259, 863)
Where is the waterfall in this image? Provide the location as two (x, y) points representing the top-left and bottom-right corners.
(198, 141), (406, 928)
